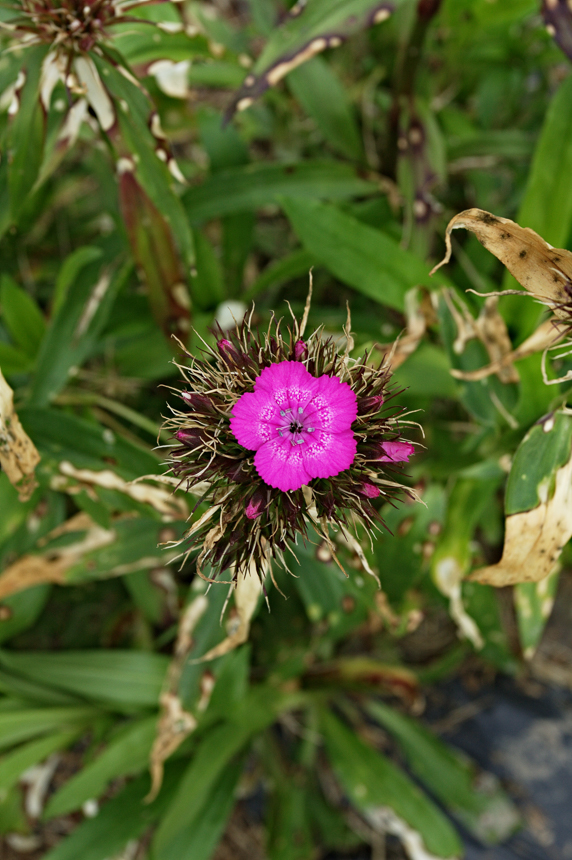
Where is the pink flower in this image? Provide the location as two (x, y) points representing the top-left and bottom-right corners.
(378, 440), (415, 463)
(230, 361), (357, 492)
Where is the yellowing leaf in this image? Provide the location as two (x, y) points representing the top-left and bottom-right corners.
(431, 208), (572, 318)
(471, 454), (572, 586)
(0, 368), (40, 500)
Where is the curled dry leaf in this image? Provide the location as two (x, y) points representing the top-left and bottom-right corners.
(471, 454), (572, 587)
(0, 513), (114, 600)
(430, 208), (572, 318)
(442, 289), (519, 384)
(449, 319), (568, 382)
(375, 287), (433, 371)
(193, 571), (262, 663)
(146, 593), (210, 801)
(52, 462), (188, 520)
(0, 368), (40, 500)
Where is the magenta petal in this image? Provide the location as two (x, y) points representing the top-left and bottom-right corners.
(305, 373), (357, 431)
(230, 391), (277, 451)
(254, 439), (312, 491)
(254, 361), (319, 412)
(304, 429), (357, 480)
(378, 441), (415, 463)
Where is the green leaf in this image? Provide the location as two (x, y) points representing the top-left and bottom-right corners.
(152, 759), (242, 860)
(60, 518), (186, 585)
(0, 730), (79, 796)
(190, 230), (226, 311)
(0, 707), (95, 752)
(183, 161), (377, 224)
(0, 342), (33, 375)
(287, 57), (363, 160)
(43, 762), (186, 860)
(45, 715), (157, 818)
(153, 687), (287, 857)
(0, 275), (46, 358)
(226, 0), (400, 116)
(320, 710), (462, 858)
(289, 542), (369, 639)
(367, 700), (520, 845)
(244, 248), (315, 301)
(19, 408), (159, 479)
(514, 570), (560, 660)
(505, 411), (572, 515)
(92, 52), (195, 272)
(267, 783), (315, 860)
(0, 586), (51, 646)
(8, 46), (48, 223)
(0, 650), (169, 709)
(281, 198), (444, 311)
(28, 256), (130, 407)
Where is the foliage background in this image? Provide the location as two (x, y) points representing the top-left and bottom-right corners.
(0, 0), (571, 857)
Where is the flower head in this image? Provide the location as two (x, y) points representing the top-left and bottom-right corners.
(164, 306), (417, 583)
(230, 361), (357, 491)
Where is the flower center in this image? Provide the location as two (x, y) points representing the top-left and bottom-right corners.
(277, 406), (315, 446)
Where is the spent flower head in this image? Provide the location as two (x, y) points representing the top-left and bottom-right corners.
(164, 303), (418, 583)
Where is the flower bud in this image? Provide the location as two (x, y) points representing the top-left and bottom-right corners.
(217, 338), (250, 368)
(359, 482), (380, 499)
(176, 428), (204, 447)
(294, 340), (307, 359)
(245, 488), (267, 520)
(357, 395), (384, 415)
(378, 441), (415, 463)
(181, 392), (217, 413)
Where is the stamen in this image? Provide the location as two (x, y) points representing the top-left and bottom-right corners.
(298, 406), (304, 414)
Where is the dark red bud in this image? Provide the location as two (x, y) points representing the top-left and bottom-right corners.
(181, 392), (217, 413)
(245, 488), (267, 520)
(357, 395), (384, 415)
(175, 428), (205, 447)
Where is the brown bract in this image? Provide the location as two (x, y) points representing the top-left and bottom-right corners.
(471, 454), (572, 586)
(0, 368), (40, 501)
(430, 208), (572, 318)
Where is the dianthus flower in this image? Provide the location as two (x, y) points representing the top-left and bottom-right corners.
(164, 306), (416, 583)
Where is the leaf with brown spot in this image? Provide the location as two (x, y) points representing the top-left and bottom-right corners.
(225, 0), (398, 119)
(53, 461), (188, 521)
(430, 208), (572, 318)
(0, 513), (115, 600)
(472, 412), (572, 587)
(0, 368), (40, 500)
(146, 594), (209, 802)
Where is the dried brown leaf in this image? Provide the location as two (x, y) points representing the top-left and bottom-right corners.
(471, 455), (572, 587)
(194, 572), (262, 662)
(375, 287), (432, 370)
(146, 594), (209, 802)
(431, 208), (572, 317)
(442, 289), (520, 384)
(0, 369), (40, 500)
(52, 462), (188, 520)
(0, 513), (115, 599)
(450, 319), (568, 382)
